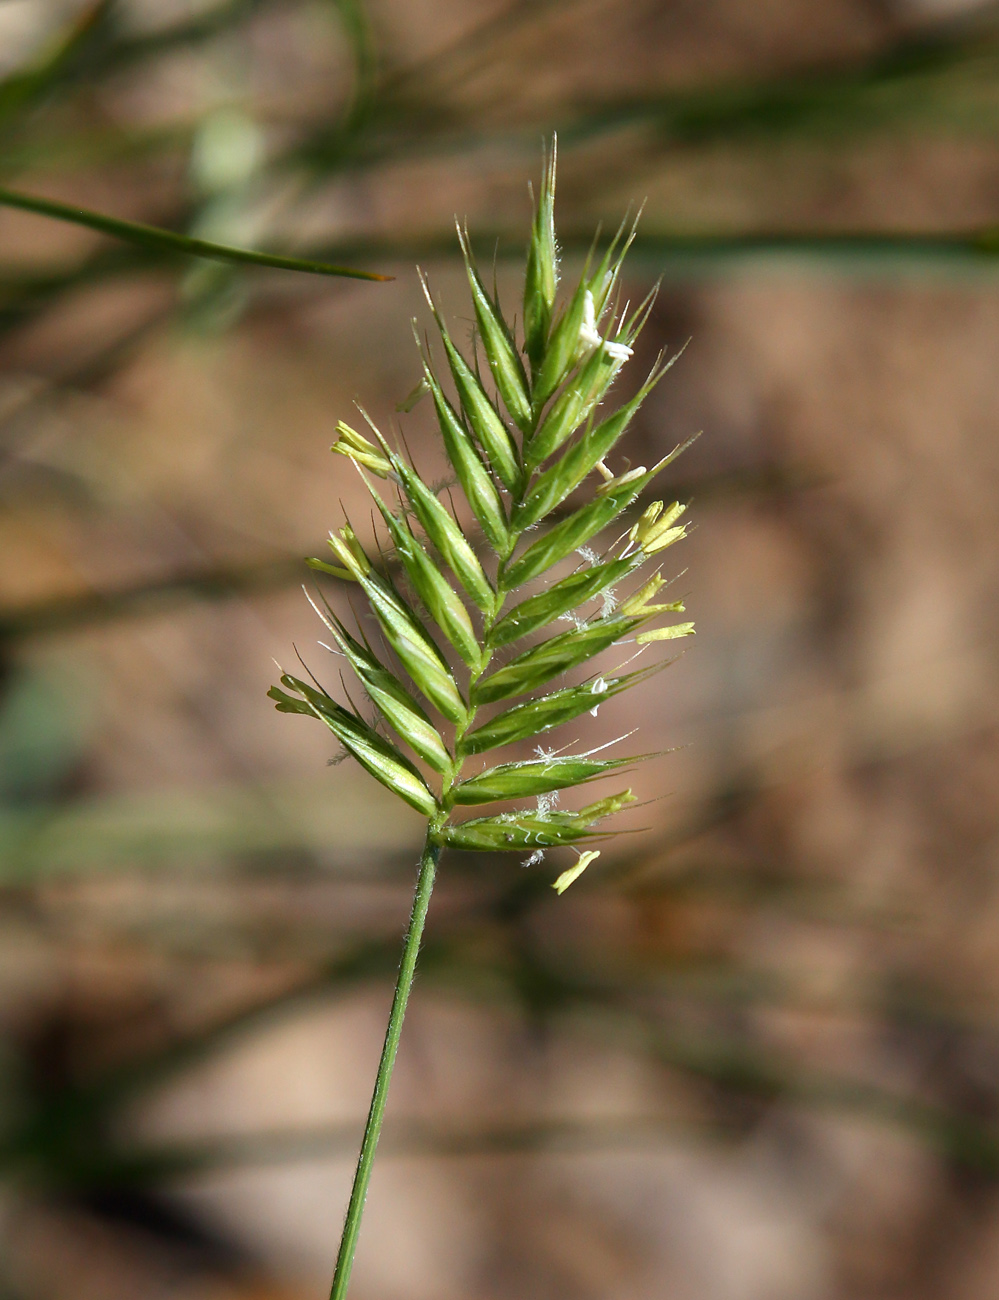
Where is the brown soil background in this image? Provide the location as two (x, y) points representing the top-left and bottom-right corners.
(2, 1), (999, 1297)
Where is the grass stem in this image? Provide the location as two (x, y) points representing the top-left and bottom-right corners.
(329, 830), (441, 1300)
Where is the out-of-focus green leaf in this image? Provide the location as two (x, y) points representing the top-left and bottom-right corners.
(0, 0), (112, 129)
(0, 186), (392, 280)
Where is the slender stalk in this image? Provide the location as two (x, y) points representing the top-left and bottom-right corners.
(329, 829), (442, 1300)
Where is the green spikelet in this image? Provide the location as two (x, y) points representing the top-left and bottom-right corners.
(275, 143), (695, 884)
(523, 139), (558, 371)
(272, 139), (699, 1300)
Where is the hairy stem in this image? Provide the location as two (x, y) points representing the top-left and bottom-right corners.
(329, 829), (442, 1300)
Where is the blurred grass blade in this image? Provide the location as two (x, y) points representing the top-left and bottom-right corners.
(332, 0), (379, 133)
(0, 0), (112, 128)
(0, 185), (392, 280)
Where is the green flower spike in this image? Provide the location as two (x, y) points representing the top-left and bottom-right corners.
(270, 141), (696, 1300)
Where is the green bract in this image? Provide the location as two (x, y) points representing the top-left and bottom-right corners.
(269, 675), (438, 816)
(487, 557), (636, 647)
(451, 755), (641, 805)
(456, 670), (649, 756)
(471, 618), (642, 705)
(523, 141), (558, 370)
(273, 143), (695, 894)
(439, 789), (636, 851)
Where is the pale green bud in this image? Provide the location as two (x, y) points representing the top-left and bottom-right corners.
(628, 501), (663, 542)
(594, 464), (647, 498)
(643, 525), (686, 556)
(629, 500), (686, 551)
(576, 789), (637, 822)
(553, 850), (600, 894)
(331, 421), (393, 478)
(621, 573), (687, 617)
(327, 525), (371, 579)
(635, 622), (695, 645)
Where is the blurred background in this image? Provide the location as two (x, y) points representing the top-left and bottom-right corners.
(2, 1), (999, 1297)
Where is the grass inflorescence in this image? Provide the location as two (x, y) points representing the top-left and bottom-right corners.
(270, 140), (695, 1299)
